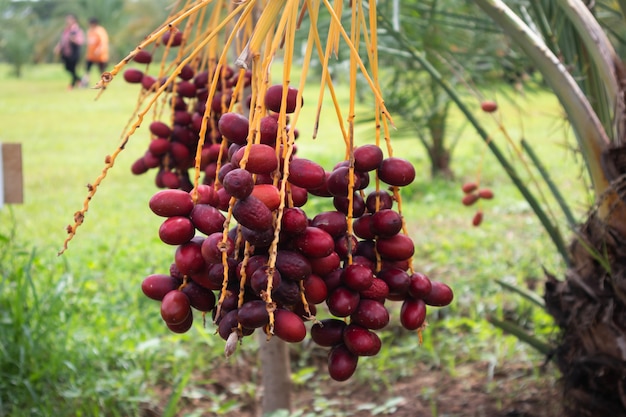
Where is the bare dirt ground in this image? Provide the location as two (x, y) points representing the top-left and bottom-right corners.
(145, 358), (563, 417)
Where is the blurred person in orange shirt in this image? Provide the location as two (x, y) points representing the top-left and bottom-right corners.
(82, 17), (109, 87)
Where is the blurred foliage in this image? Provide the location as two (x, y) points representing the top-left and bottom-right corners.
(0, 1), (37, 76)
(371, 0), (535, 178)
(0, 0), (171, 75)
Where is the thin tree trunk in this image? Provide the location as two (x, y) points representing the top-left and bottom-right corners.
(427, 110), (454, 179)
(259, 333), (292, 416)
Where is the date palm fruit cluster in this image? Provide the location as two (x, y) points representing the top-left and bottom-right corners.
(461, 181), (495, 227)
(62, 0), (453, 382)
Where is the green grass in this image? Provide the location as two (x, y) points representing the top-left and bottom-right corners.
(0, 64), (586, 416)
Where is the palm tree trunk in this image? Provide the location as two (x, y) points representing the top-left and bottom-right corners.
(469, 1), (626, 415)
(544, 213), (626, 416)
(426, 105), (453, 179)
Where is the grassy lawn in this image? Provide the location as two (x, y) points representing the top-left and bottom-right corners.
(0, 63), (587, 416)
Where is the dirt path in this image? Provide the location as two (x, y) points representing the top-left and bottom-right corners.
(145, 360), (562, 417)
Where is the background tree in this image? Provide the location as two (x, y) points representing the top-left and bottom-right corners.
(0, 0), (37, 76)
(372, 0), (626, 413)
(0, 0), (171, 72)
(392, 0), (626, 414)
(373, 0), (529, 179)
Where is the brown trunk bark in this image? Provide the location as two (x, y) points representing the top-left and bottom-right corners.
(427, 107), (454, 179)
(259, 333), (292, 415)
(428, 147), (453, 179)
(544, 215), (626, 416)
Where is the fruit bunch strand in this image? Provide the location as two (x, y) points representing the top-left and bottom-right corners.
(62, 0), (456, 382)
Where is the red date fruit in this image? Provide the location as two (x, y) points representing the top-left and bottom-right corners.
(182, 281), (216, 312)
(143, 151), (160, 169)
(251, 184), (281, 211)
(328, 344), (358, 381)
(169, 142), (191, 165)
(327, 166), (358, 197)
(378, 267), (410, 297)
(141, 75), (157, 90)
(472, 210), (484, 227)
(303, 274), (328, 304)
(354, 144), (384, 172)
(123, 68), (144, 83)
(142, 274), (181, 301)
(149, 138), (170, 155)
(218, 112), (249, 145)
(334, 233), (358, 259)
(217, 309), (240, 340)
(327, 286), (360, 317)
(237, 300), (269, 329)
(167, 312), (193, 333)
(360, 278), (389, 302)
(178, 64), (195, 80)
(201, 232), (234, 264)
(356, 240), (376, 261)
(250, 266), (282, 295)
(376, 234), (415, 261)
(233, 144), (278, 174)
(353, 215), (376, 240)
(223, 168), (254, 200)
(287, 158), (326, 190)
(311, 211), (348, 238)
(408, 272), (433, 299)
(333, 192), (366, 217)
(241, 226), (274, 247)
(275, 250), (312, 281)
(378, 157), (415, 187)
(174, 240), (206, 275)
(131, 157), (148, 175)
(461, 181), (478, 194)
(273, 279), (301, 306)
(160, 290), (191, 325)
(365, 190), (394, 212)
(259, 115), (278, 145)
(423, 281), (454, 307)
(175, 120), (194, 139)
(342, 264), (374, 292)
(400, 298), (427, 330)
(309, 251), (341, 277)
(176, 81), (196, 98)
(281, 207), (308, 236)
(188, 268), (219, 291)
(351, 299), (389, 330)
(160, 170), (182, 189)
(286, 183), (308, 207)
(462, 193), (480, 206)
(162, 30), (183, 47)
(273, 309), (306, 343)
(189, 204), (225, 235)
(343, 324), (382, 356)
(478, 188), (494, 199)
(237, 255), (269, 281)
(149, 189), (194, 217)
(310, 318), (346, 347)
(294, 227), (335, 258)
(265, 84), (301, 113)
(370, 209), (403, 238)
(322, 268), (344, 293)
(233, 196), (274, 232)
(481, 100), (498, 113)
(159, 216), (195, 245)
